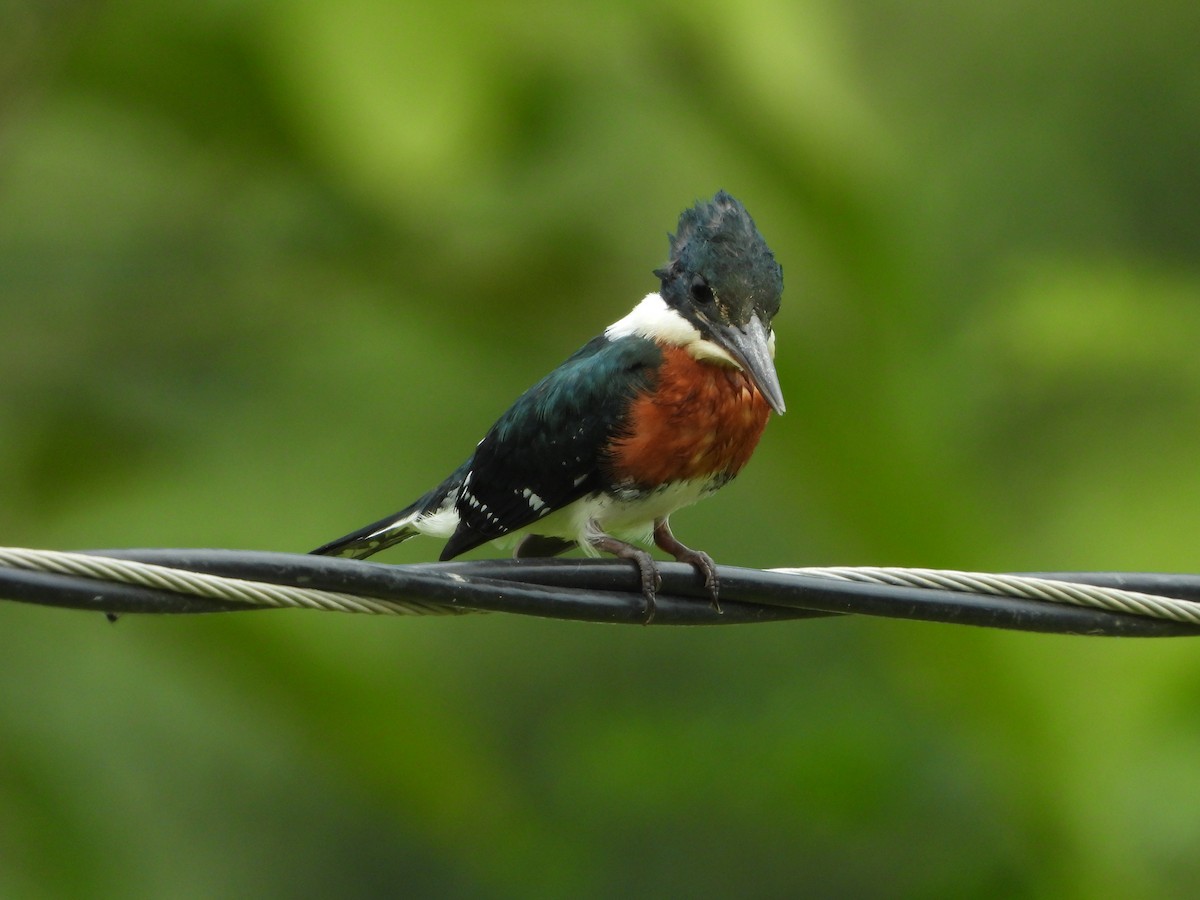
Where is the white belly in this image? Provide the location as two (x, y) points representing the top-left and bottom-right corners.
(410, 478), (720, 552)
(531, 479), (719, 551)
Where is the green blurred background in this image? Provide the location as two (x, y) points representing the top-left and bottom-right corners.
(2, 0), (1200, 896)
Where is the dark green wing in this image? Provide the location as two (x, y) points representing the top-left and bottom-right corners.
(440, 334), (661, 559)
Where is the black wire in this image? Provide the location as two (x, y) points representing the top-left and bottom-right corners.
(0, 563), (255, 615)
(88, 550), (825, 625)
(0, 548), (1196, 636)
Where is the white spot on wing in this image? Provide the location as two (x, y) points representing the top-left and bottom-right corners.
(521, 487), (546, 511)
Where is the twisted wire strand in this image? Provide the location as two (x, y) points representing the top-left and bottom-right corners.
(3, 546), (1200, 632)
(776, 566), (1200, 626)
(0, 548), (464, 616)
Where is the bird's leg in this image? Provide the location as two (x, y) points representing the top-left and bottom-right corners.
(653, 518), (721, 612)
(586, 523), (660, 623)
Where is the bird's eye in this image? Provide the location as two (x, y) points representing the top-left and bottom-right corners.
(690, 276), (714, 304)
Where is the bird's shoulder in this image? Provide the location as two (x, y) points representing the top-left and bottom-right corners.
(492, 333), (662, 438)
(441, 333), (662, 557)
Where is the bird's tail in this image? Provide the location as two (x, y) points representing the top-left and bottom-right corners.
(310, 464), (468, 560)
(309, 502), (425, 559)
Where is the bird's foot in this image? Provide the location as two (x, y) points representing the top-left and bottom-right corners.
(653, 519), (721, 613)
(674, 548), (720, 612)
(588, 530), (660, 623)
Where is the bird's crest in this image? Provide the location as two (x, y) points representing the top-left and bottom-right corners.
(654, 190), (783, 325)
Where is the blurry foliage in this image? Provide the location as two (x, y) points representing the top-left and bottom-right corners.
(2, 0), (1200, 896)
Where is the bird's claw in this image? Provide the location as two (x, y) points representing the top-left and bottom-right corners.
(652, 520), (722, 614)
(591, 521), (723, 622)
(626, 552), (661, 624)
(682, 549), (721, 613)
(587, 527), (660, 623)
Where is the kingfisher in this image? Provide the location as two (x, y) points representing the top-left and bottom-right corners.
(312, 190), (785, 619)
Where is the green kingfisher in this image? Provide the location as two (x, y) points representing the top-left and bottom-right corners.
(312, 190), (785, 619)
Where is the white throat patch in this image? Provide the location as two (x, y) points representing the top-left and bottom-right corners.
(605, 293), (699, 343)
(604, 293), (740, 367)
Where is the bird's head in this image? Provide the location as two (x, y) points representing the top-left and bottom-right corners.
(654, 191), (785, 413)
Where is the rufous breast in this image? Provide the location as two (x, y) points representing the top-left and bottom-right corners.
(607, 345), (771, 488)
